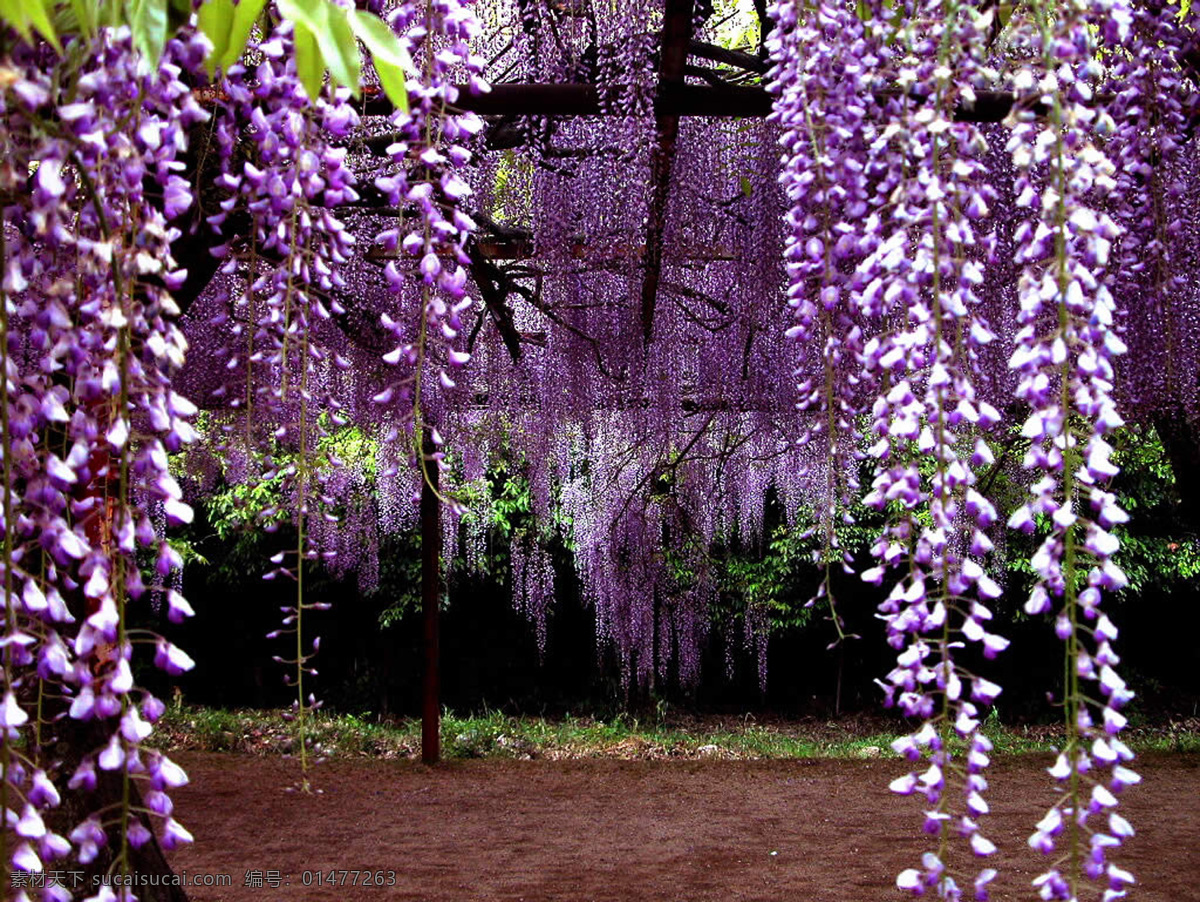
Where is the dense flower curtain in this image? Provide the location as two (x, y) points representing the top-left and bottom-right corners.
(2, 0), (1196, 898)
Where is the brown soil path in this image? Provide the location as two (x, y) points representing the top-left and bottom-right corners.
(164, 752), (1200, 901)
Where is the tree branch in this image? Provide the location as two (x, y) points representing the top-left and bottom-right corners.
(466, 241), (525, 363)
(688, 40), (768, 74)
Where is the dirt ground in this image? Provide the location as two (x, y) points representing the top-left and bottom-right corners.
(164, 751), (1199, 902)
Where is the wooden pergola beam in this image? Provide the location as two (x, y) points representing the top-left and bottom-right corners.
(361, 82), (773, 117)
(361, 82), (1042, 123)
(368, 240), (741, 262)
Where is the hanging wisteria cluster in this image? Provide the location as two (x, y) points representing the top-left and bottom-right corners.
(1002, 0), (1142, 897)
(768, 0), (1016, 893)
(371, 0), (486, 474)
(769, 0), (872, 645)
(206, 17), (366, 792)
(758, 0), (1191, 895)
(3, 0), (1199, 896)
(0, 23), (206, 893)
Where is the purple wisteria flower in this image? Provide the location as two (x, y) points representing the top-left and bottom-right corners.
(767, 0), (874, 640)
(1, 22), (208, 879)
(371, 0), (487, 474)
(1004, 0), (1140, 895)
(770, 0), (1010, 895)
(204, 15), (368, 791)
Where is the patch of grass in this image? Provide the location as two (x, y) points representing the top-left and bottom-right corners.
(1127, 719), (1200, 754)
(149, 704), (1200, 762)
(151, 704), (419, 759)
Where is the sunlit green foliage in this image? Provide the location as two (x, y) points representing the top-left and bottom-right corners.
(2, 0), (413, 110)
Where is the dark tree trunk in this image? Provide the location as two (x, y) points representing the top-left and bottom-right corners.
(421, 431), (441, 765)
(50, 719), (190, 902)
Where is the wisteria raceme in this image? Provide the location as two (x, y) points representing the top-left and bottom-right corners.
(372, 0), (488, 483)
(767, 0), (875, 643)
(1107, 0), (1198, 425)
(1, 25), (206, 888)
(763, 0), (1154, 895)
(773, 0), (1010, 896)
(510, 536), (554, 656)
(206, 20), (365, 791)
(1003, 0), (1140, 897)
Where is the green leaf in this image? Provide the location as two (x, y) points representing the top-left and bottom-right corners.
(197, 0), (235, 75)
(25, 0), (61, 49)
(219, 0), (266, 72)
(279, 0), (361, 97)
(0, 0), (33, 41)
(291, 21), (324, 101)
(128, 0), (170, 66)
(0, 0), (62, 50)
(198, 0), (264, 74)
(97, 0), (123, 28)
(372, 57), (410, 114)
(350, 9), (412, 112)
(348, 9), (408, 69)
(52, 1), (83, 36)
(321, 0), (361, 94)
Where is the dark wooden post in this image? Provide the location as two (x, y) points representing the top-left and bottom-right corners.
(641, 0), (695, 344)
(420, 431), (441, 764)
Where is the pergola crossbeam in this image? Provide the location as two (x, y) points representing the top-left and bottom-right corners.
(363, 83), (1039, 123)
